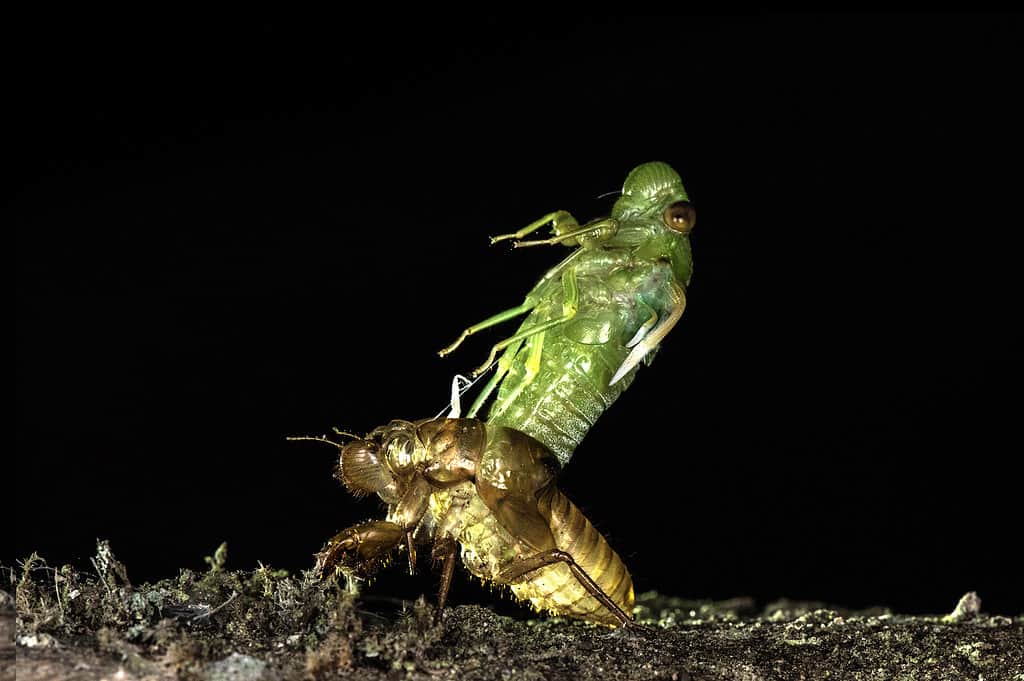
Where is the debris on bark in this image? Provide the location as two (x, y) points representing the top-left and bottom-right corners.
(8, 541), (1023, 680)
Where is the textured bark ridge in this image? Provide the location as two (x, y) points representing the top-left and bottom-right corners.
(7, 543), (1023, 680)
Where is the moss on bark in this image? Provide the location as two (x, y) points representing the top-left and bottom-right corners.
(8, 542), (1023, 680)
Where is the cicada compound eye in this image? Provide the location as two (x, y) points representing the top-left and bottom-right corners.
(340, 439), (391, 495)
(663, 201), (696, 233)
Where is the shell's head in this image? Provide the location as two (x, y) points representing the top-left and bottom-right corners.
(338, 438), (393, 497)
(612, 161), (693, 228)
(336, 419), (422, 504)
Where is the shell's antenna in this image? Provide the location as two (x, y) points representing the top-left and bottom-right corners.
(286, 427), (361, 450)
(596, 189), (621, 199)
(286, 435), (341, 449)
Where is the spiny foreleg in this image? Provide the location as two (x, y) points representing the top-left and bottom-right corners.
(314, 520), (406, 576)
(316, 475), (433, 577)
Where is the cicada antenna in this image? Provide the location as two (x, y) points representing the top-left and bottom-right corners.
(595, 189), (621, 200)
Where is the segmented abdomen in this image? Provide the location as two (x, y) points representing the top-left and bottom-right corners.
(487, 332), (636, 466)
(510, 487), (634, 626)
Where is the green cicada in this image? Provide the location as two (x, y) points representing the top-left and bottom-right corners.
(440, 161), (695, 465)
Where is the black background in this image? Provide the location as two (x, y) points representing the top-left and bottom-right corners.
(14, 13), (1022, 615)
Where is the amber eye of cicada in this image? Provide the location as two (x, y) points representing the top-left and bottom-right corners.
(663, 201), (696, 233)
(340, 440), (391, 494)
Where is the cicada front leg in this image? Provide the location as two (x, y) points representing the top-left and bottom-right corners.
(507, 218), (619, 249)
(491, 211), (618, 250)
(489, 210), (579, 245)
(609, 281), (686, 386)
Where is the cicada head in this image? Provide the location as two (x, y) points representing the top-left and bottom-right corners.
(612, 161), (691, 222)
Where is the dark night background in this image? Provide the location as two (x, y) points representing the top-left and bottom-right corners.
(14, 14), (1023, 615)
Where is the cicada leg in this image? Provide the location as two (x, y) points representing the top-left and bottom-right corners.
(439, 244), (585, 360)
(609, 282), (687, 386)
(466, 337), (523, 418)
(469, 267), (578, 378)
(490, 210), (579, 245)
(509, 218), (619, 249)
(625, 305), (658, 348)
(487, 330), (544, 419)
(438, 302), (537, 357)
(498, 549), (634, 628)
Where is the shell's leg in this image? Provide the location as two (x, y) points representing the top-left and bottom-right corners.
(405, 531), (417, 576)
(490, 210), (578, 244)
(432, 534), (458, 624)
(470, 267), (579, 377)
(445, 374), (474, 418)
(315, 521), (406, 577)
(498, 549), (633, 627)
(318, 476), (433, 577)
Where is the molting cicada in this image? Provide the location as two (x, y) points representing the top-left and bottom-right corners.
(440, 161), (695, 466)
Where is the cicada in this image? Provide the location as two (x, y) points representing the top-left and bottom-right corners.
(440, 161), (695, 465)
(314, 417), (635, 627)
